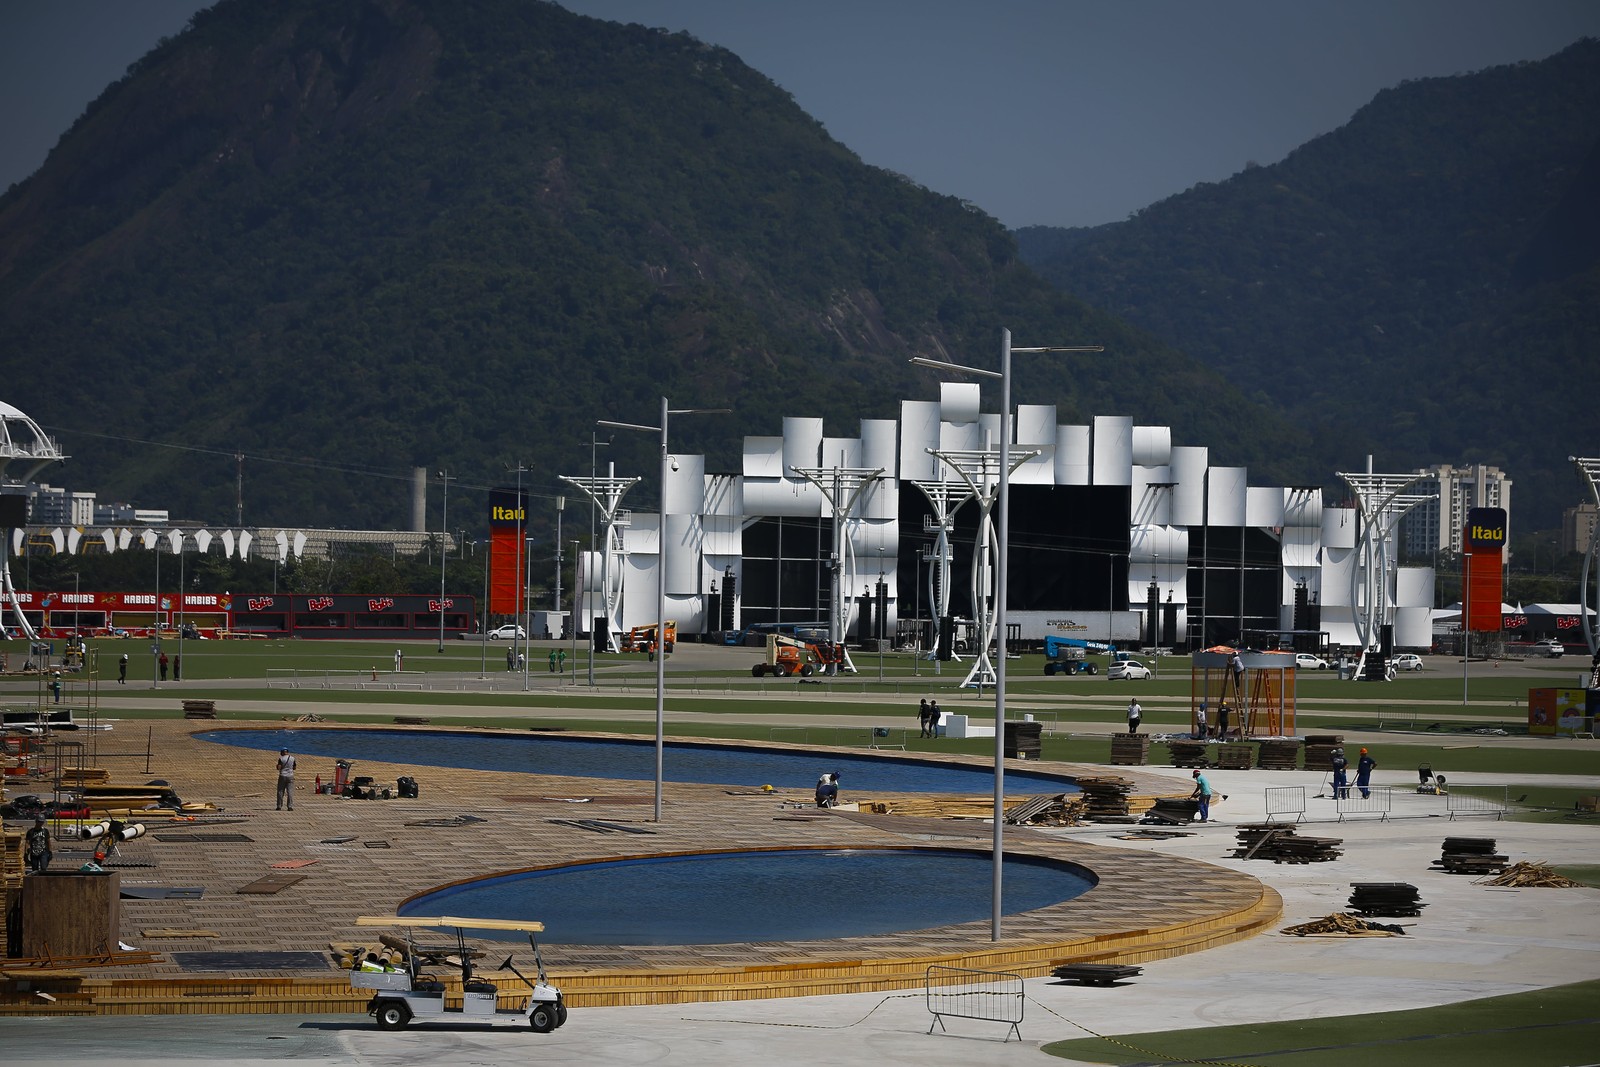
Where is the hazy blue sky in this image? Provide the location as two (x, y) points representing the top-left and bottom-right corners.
(4, 1), (1598, 228)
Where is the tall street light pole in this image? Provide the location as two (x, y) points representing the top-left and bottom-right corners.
(912, 331), (1102, 942)
(437, 469), (449, 653)
(570, 538), (580, 684)
(554, 495), (564, 648)
(600, 399), (727, 822)
(590, 433), (611, 686)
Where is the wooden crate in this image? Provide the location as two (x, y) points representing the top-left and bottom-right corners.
(21, 872), (121, 960)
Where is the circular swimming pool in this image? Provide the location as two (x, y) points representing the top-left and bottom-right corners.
(401, 847), (1096, 944)
(198, 728), (1080, 795)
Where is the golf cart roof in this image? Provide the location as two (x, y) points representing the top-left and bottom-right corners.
(355, 914), (545, 933)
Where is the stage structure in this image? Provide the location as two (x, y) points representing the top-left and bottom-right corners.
(1337, 464), (1433, 679)
(788, 461), (883, 674)
(926, 444), (1038, 690)
(909, 473), (974, 668)
(1573, 455), (1600, 659)
(559, 470), (641, 654)
(0, 402), (67, 641)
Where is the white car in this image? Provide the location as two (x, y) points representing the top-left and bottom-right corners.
(1391, 653), (1423, 672)
(1294, 653), (1328, 670)
(1531, 639), (1564, 658)
(1108, 659), (1151, 681)
(486, 624), (527, 640)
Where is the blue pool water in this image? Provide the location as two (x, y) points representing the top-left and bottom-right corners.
(198, 728), (1080, 795)
(401, 848), (1096, 944)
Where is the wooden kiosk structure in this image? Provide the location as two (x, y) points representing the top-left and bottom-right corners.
(1190, 647), (1297, 738)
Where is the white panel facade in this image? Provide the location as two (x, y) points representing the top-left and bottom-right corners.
(743, 437), (784, 478)
(1055, 424), (1091, 485)
(940, 418), (983, 454)
(819, 436), (862, 469)
(858, 474), (897, 520)
(1206, 467), (1248, 526)
(859, 419), (898, 471)
(742, 477), (822, 516)
(1131, 425), (1172, 467)
(1322, 506), (1358, 550)
(1130, 469), (1175, 526)
(1169, 446), (1209, 526)
(700, 514), (742, 557)
(1282, 526), (1321, 568)
(702, 472), (741, 518)
(847, 518), (900, 560)
(1395, 566), (1435, 608)
(782, 417), (823, 472)
(662, 454), (705, 515)
(1092, 415), (1133, 486)
(1246, 486), (1285, 529)
(662, 512), (698, 593)
(1393, 606), (1432, 649)
(1284, 488), (1322, 530)
(1012, 404), (1057, 485)
(940, 382), (981, 424)
(898, 401), (941, 481)
(1320, 546), (1357, 606)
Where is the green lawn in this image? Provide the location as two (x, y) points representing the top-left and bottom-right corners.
(1042, 979), (1600, 1066)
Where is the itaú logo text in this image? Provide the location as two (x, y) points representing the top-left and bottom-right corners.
(491, 506), (526, 521)
(1466, 523), (1505, 544)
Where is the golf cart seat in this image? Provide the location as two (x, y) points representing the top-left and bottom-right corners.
(463, 980), (497, 994)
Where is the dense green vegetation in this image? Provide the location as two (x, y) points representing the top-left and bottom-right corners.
(1018, 40), (1600, 528)
(0, 0), (1307, 532)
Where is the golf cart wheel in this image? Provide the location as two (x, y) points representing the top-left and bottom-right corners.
(556, 1003), (569, 1028)
(799, 664), (814, 677)
(529, 1002), (558, 1033)
(374, 1000), (411, 1030)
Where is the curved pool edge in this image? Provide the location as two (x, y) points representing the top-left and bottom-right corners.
(0, 717), (1265, 1016)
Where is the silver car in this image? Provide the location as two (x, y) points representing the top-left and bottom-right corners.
(1109, 659), (1151, 680)
(1391, 653), (1423, 672)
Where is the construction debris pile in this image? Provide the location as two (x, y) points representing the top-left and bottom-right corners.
(1232, 824), (1344, 863)
(1108, 733), (1150, 766)
(1003, 793), (1085, 826)
(1477, 862), (1583, 888)
(1347, 882), (1425, 917)
(1432, 837), (1507, 875)
(1282, 913), (1407, 937)
(1142, 797), (1200, 825)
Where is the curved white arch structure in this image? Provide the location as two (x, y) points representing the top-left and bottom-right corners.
(0, 401), (67, 641)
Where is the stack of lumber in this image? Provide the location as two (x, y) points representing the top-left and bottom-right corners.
(1256, 739), (1301, 770)
(57, 767), (112, 787)
(181, 700), (217, 719)
(1477, 862), (1582, 888)
(1281, 913), (1406, 937)
(1167, 740), (1209, 767)
(1432, 837), (1507, 875)
(1108, 732), (1150, 766)
(1232, 823), (1343, 863)
(1003, 793), (1086, 826)
(1302, 734), (1345, 769)
(1348, 882), (1425, 917)
(1050, 962), (1143, 985)
(1075, 776), (1136, 821)
(1216, 744), (1255, 770)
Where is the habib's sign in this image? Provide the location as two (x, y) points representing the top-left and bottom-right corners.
(1463, 507), (1507, 552)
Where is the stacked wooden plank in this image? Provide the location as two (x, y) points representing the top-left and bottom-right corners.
(1051, 963), (1142, 985)
(1167, 740), (1209, 768)
(1432, 837), (1507, 875)
(1232, 823), (1343, 863)
(1348, 882), (1425, 917)
(1256, 739), (1301, 770)
(181, 700), (217, 719)
(1075, 776), (1135, 821)
(1302, 734), (1345, 770)
(1216, 744), (1255, 770)
(1108, 733), (1150, 766)
(1003, 793), (1086, 826)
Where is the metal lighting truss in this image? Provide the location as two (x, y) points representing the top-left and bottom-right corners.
(1336, 469), (1431, 676)
(1571, 456), (1600, 658)
(926, 445), (1038, 689)
(558, 473), (641, 654)
(788, 463), (884, 675)
(909, 474), (976, 666)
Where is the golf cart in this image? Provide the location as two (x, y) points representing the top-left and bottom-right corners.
(351, 915), (567, 1032)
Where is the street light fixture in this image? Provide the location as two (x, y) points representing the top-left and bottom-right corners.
(600, 399), (728, 822)
(911, 330), (1102, 942)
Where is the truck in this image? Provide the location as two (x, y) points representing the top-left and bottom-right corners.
(621, 621), (676, 657)
(751, 633), (846, 677)
(1042, 635), (1111, 676)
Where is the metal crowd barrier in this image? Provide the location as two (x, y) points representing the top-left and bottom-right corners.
(925, 964), (1023, 1041)
(1264, 785), (1307, 823)
(1447, 786), (1507, 820)
(1335, 785), (1393, 821)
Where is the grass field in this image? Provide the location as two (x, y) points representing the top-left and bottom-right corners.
(1041, 979), (1600, 1066)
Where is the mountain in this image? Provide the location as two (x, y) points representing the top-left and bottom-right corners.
(0, 0), (1307, 531)
(1016, 40), (1600, 529)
